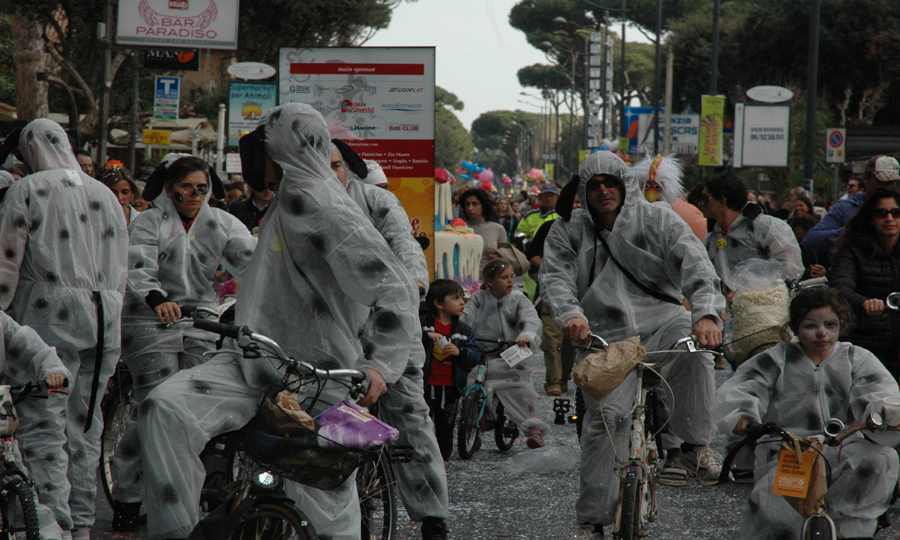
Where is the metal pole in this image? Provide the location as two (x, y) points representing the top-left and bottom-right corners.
(663, 47), (673, 155)
(128, 52), (139, 171)
(833, 164), (839, 201)
(803, 0), (821, 187)
(583, 33), (590, 148)
(652, 0), (662, 155)
(620, 0), (626, 138)
(568, 58), (576, 174)
(98, 0), (114, 163)
(216, 103), (226, 176)
(600, 26), (607, 141)
(710, 0), (720, 94)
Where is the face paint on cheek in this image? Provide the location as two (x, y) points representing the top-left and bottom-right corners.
(173, 192), (184, 203)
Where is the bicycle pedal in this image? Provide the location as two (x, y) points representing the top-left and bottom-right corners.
(389, 445), (414, 464)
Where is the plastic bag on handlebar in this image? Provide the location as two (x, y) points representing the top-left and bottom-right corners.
(316, 400), (399, 449)
(0, 386), (18, 435)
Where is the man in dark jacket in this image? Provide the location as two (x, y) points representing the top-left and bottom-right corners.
(227, 184), (274, 232)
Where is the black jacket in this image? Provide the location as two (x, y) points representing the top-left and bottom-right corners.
(420, 313), (482, 392)
(830, 242), (900, 374)
(227, 197), (269, 232)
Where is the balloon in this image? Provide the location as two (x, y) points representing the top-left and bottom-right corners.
(504, 177), (512, 185)
(479, 180), (492, 191)
(459, 174), (470, 180)
(472, 173), (480, 181)
(480, 168), (494, 183)
(435, 168), (449, 184)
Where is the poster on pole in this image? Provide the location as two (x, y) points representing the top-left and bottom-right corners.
(116, 0), (240, 50)
(153, 76), (180, 123)
(227, 82), (277, 147)
(279, 47), (436, 276)
(699, 95), (726, 166)
(740, 105), (791, 167)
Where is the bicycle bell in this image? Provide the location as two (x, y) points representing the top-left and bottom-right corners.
(823, 418), (845, 438)
(886, 292), (900, 311)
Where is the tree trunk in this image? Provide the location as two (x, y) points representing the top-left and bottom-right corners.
(11, 14), (49, 121)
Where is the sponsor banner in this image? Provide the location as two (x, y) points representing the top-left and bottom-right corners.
(143, 49), (200, 71)
(699, 95), (726, 167)
(153, 76), (180, 123)
(280, 47), (435, 276)
(625, 107), (699, 154)
(116, 0), (240, 50)
(227, 82), (277, 146)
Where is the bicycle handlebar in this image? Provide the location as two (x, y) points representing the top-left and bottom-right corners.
(9, 379), (69, 404)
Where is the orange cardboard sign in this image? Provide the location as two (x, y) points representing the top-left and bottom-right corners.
(772, 450), (816, 498)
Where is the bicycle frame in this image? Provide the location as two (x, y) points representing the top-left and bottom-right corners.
(463, 363), (489, 424)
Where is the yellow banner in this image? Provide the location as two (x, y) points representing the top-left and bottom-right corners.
(578, 150), (591, 167)
(142, 129), (170, 146)
(699, 95), (725, 166)
(388, 177), (435, 281)
(618, 136), (630, 155)
(546, 164), (555, 182)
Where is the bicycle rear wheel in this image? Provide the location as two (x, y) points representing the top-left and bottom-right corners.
(493, 402), (518, 452)
(457, 394), (481, 460)
(229, 501), (318, 540)
(614, 468), (642, 540)
(100, 362), (133, 507)
(357, 450), (397, 540)
(0, 477), (40, 540)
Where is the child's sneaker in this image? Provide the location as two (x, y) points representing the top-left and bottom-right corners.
(526, 427), (544, 449)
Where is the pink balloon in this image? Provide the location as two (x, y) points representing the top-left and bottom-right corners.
(504, 177), (512, 185)
(480, 168), (494, 183)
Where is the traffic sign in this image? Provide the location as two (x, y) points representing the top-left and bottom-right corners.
(825, 128), (846, 163)
(153, 76), (180, 123)
(142, 129), (170, 146)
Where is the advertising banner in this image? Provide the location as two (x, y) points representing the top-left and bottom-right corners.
(116, 0), (240, 50)
(279, 47), (436, 275)
(227, 82), (277, 147)
(739, 105), (790, 167)
(153, 76), (180, 123)
(624, 107), (698, 154)
(699, 95), (726, 166)
(143, 49), (200, 71)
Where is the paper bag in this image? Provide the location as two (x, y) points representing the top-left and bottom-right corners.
(572, 336), (645, 400)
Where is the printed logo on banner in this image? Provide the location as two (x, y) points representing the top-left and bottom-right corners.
(381, 103), (423, 112)
(389, 88), (424, 93)
(389, 124), (419, 132)
(137, 0), (219, 36)
(345, 125), (377, 132)
(291, 86), (311, 94)
(341, 100), (374, 114)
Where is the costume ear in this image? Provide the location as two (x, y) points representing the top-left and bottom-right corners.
(207, 166), (226, 200)
(555, 175), (581, 221)
(239, 125), (267, 192)
(331, 138), (368, 179)
(138, 161), (170, 201)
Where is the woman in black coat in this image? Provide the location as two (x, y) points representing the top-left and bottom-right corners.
(831, 188), (900, 376)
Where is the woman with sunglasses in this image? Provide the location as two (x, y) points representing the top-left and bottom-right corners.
(109, 154), (258, 530)
(831, 188), (900, 377)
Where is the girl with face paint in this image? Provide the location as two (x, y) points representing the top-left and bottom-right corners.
(716, 288), (900, 540)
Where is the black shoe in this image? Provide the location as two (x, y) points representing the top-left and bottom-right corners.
(112, 500), (142, 532)
(421, 516), (448, 540)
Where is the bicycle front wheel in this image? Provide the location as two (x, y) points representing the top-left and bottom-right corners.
(0, 477), (40, 540)
(229, 501), (318, 540)
(100, 362), (133, 507)
(493, 402), (518, 452)
(614, 468), (642, 540)
(357, 450), (397, 540)
(803, 515), (836, 540)
(457, 394), (481, 460)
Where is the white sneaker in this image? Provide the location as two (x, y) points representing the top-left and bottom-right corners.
(71, 528), (90, 540)
(567, 525), (603, 540)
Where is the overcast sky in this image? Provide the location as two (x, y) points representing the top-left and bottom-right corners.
(366, 0), (563, 130)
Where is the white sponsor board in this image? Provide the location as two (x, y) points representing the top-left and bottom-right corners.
(116, 0), (240, 50)
(635, 113), (700, 155)
(736, 105), (791, 168)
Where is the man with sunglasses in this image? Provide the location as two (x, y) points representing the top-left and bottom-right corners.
(805, 155), (900, 252)
(227, 183), (275, 232)
(541, 151), (726, 540)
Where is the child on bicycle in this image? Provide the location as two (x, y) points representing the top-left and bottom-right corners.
(460, 258), (549, 449)
(0, 310), (70, 540)
(716, 288), (900, 540)
(421, 279), (482, 466)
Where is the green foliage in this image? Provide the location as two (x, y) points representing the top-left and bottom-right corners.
(575, 0), (711, 34)
(0, 14), (15, 106)
(518, 64), (572, 93)
(434, 86), (473, 170)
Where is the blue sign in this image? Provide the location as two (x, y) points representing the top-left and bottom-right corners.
(153, 76), (181, 122)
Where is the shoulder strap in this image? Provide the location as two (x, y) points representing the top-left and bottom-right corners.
(594, 232), (682, 306)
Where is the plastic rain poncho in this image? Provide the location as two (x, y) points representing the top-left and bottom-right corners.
(716, 341), (900, 540)
(539, 151), (725, 526)
(704, 209), (803, 292)
(0, 311), (71, 540)
(111, 154), (257, 504)
(0, 119), (127, 529)
(136, 104), (417, 540)
(460, 289), (549, 433)
(343, 173), (447, 521)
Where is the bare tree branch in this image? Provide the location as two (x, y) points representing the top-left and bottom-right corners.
(44, 73), (79, 128)
(44, 38), (96, 112)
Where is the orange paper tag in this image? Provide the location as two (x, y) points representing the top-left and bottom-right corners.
(772, 450), (816, 498)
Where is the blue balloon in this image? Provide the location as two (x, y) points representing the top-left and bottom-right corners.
(460, 174), (471, 180)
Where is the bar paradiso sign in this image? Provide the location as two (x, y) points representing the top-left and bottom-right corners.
(116, 0), (240, 50)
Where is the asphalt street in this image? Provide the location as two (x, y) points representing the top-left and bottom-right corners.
(90, 365), (900, 540)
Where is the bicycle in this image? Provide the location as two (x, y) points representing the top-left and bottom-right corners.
(179, 308), (387, 540)
(719, 412), (894, 539)
(571, 333), (722, 540)
(101, 306), (406, 540)
(456, 338), (521, 460)
(0, 380), (68, 540)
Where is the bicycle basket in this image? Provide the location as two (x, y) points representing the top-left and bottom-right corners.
(240, 387), (367, 491)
